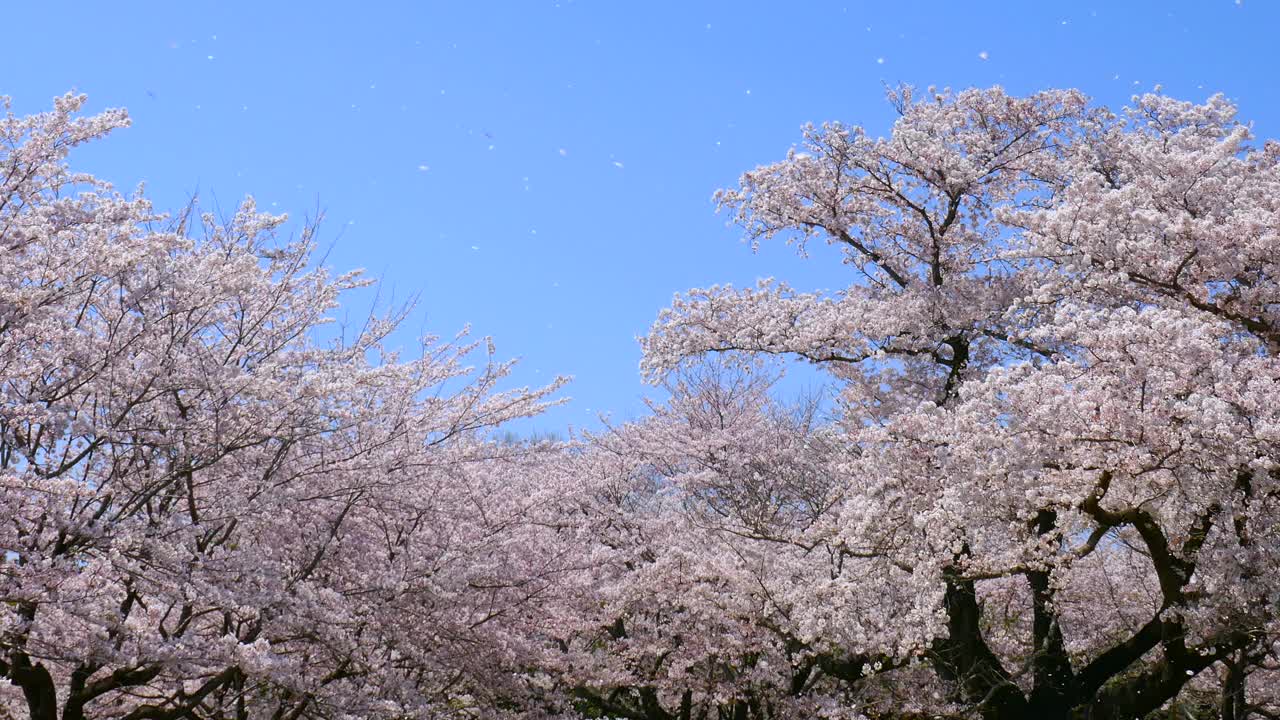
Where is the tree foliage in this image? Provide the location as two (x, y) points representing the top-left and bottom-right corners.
(0, 94), (569, 720)
(560, 87), (1280, 720)
(5, 86), (1280, 720)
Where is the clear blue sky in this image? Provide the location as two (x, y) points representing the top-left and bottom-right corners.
(4, 1), (1276, 433)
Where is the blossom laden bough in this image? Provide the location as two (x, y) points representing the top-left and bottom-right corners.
(575, 86), (1280, 720)
(0, 93), (570, 720)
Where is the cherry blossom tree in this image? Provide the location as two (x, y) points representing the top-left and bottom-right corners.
(0, 94), (570, 720)
(9, 85), (1280, 720)
(540, 365), (941, 720)
(561, 87), (1280, 720)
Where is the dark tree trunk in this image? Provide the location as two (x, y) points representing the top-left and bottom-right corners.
(932, 567), (1029, 720)
(9, 659), (59, 720)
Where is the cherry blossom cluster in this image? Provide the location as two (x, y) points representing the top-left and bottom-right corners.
(616, 86), (1280, 719)
(0, 94), (570, 720)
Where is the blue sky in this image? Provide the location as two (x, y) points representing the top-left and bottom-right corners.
(3, 1), (1276, 433)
